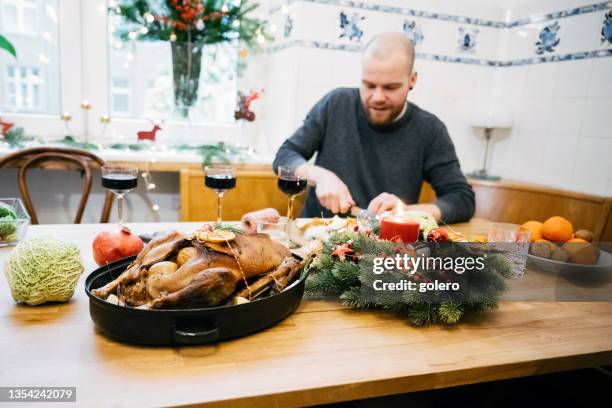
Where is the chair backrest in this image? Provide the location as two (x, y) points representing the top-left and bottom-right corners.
(418, 179), (611, 241)
(0, 147), (113, 224)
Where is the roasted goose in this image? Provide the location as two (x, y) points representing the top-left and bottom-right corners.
(92, 230), (303, 308)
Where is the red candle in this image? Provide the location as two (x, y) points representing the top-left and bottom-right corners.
(379, 215), (420, 243)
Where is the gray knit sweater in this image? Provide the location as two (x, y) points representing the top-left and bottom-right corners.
(272, 87), (475, 223)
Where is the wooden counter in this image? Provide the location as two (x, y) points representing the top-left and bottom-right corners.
(1, 220), (611, 407)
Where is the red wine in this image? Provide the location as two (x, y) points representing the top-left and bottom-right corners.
(102, 174), (138, 190)
(278, 177), (307, 196)
(205, 174), (236, 190)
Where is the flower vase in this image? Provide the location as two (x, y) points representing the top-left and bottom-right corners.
(171, 41), (203, 118)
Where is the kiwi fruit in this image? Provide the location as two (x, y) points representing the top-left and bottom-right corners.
(574, 229), (594, 243)
(551, 247), (571, 263)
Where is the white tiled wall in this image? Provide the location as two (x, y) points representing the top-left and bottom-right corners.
(260, 0), (612, 196)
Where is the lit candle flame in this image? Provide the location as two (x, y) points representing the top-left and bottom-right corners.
(395, 200), (403, 216)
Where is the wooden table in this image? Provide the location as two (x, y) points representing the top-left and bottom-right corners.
(1, 220), (611, 408)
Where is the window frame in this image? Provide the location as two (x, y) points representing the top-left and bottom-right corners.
(3, 0), (243, 144)
(1, 0), (39, 36)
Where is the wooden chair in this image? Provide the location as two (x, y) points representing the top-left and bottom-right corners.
(0, 147), (114, 224)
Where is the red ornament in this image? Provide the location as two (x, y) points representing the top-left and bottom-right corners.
(0, 118), (14, 135)
(234, 89), (263, 122)
(330, 242), (354, 261)
(137, 124), (162, 142)
(427, 228), (450, 242)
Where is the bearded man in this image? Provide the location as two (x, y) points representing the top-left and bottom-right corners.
(273, 32), (475, 223)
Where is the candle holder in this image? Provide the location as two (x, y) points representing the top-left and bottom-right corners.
(99, 114), (111, 140)
(60, 111), (73, 136)
(80, 100), (92, 143)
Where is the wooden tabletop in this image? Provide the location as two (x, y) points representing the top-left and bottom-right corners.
(1, 220), (611, 408)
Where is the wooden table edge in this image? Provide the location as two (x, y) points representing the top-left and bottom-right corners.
(171, 350), (612, 408)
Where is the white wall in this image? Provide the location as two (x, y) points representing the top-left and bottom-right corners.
(260, 0), (612, 196)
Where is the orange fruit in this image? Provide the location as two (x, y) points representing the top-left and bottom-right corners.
(521, 221), (543, 242)
(541, 216), (573, 243)
(562, 238), (599, 265)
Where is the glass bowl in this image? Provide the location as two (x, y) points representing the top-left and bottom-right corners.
(0, 198), (31, 247)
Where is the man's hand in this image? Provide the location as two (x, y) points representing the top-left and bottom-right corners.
(367, 192), (402, 215)
(296, 164), (355, 214)
(368, 193), (443, 221)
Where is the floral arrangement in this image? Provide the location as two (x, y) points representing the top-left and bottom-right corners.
(111, 0), (269, 47)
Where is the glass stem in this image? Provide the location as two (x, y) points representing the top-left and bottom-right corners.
(216, 191), (224, 223)
(117, 193), (125, 228)
(287, 195), (295, 220)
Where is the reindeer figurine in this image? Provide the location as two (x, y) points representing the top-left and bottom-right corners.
(137, 124), (162, 142)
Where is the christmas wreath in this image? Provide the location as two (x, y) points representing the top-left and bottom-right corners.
(305, 230), (513, 326)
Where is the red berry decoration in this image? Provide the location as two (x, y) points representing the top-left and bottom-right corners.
(427, 228), (450, 242)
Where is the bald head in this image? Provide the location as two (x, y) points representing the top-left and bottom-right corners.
(363, 32), (415, 74)
(359, 32), (418, 127)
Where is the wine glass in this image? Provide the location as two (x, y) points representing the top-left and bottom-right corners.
(101, 165), (139, 227)
(204, 164), (237, 222)
(277, 166), (307, 246)
(277, 165), (307, 220)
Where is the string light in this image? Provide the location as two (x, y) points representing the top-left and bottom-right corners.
(169, 33), (177, 42)
(144, 12), (154, 23)
(140, 26), (149, 34)
(142, 157), (159, 214)
(46, 5), (58, 22)
(128, 31), (138, 40)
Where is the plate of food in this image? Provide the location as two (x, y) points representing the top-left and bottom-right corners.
(86, 224), (307, 346)
(522, 217), (612, 283)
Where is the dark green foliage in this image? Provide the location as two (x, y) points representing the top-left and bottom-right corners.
(305, 232), (512, 326)
(111, 0), (270, 48)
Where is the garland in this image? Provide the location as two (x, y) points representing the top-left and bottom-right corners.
(305, 231), (513, 326)
(1, 132), (249, 165)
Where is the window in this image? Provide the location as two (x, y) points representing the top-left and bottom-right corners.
(5, 65), (41, 111)
(1, 0), (38, 35)
(110, 78), (131, 116)
(0, 1), (243, 142)
(0, 0), (60, 116)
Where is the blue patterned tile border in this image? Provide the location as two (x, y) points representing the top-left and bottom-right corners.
(268, 40), (612, 66)
(269, 0), (505, 28)
(507, 1), (612, 28)
(503, 48), (612, 65)
(270, 0), (612, 29)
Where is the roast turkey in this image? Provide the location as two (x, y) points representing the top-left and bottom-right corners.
(91, 231), (302, 308)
